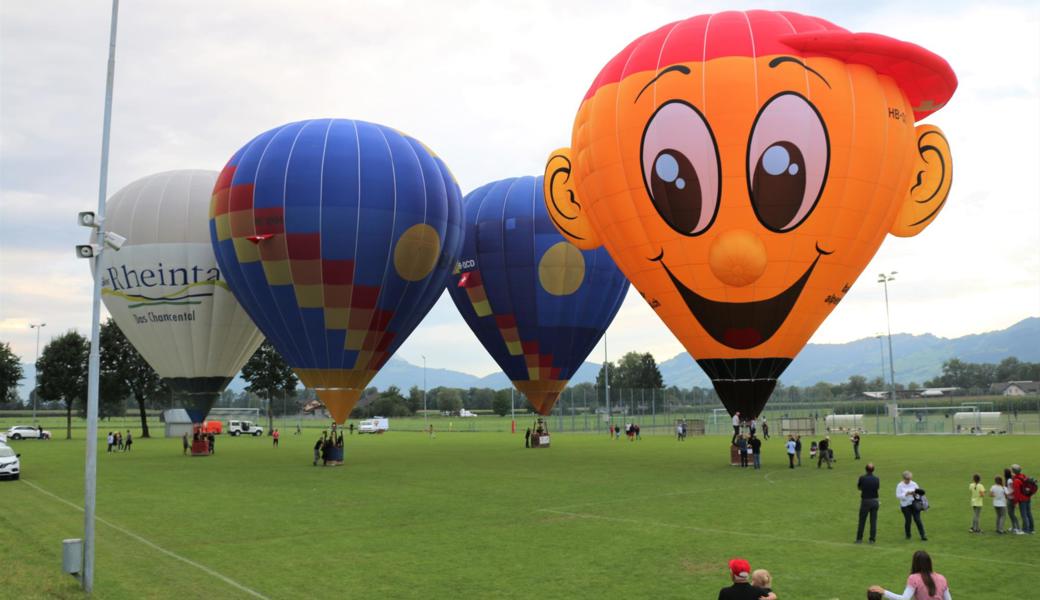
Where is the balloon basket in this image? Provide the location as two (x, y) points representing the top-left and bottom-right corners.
(530, 434), (551, 449)
(729, 444), (741, 466)
(324, 446), (345, 466)
(191, 439), (211, 456)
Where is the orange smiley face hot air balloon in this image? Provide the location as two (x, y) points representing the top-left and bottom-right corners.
(544, 10), (956, 418)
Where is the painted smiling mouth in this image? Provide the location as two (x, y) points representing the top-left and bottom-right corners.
(653, 246), (828, 350)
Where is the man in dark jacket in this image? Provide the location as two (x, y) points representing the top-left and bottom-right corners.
(818, 436), (832, 469)
(718, 558), (775, 599)
(856, 463), (880, 543)
(749, 435), (762, 470)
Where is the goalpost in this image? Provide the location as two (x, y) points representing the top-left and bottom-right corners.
(890, 404), (1003, 435)
(208, 407), (260, 422)
(780, 417), (815, 436)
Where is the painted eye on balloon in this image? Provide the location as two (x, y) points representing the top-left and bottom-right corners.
(746, 92), (829, 232)
(641, 101), (721, 236)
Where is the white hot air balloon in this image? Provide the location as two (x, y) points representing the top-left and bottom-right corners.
(94, 170), (264, 423)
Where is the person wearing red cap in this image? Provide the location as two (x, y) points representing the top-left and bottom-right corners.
(718, 558), (776, 600)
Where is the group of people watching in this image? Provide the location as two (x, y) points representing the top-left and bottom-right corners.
(970, 464), (1035, 534)
(719, 551), (952, 599)
(730, 412), (767, 442)
(606, 423), (638, 440)
(313, 426), (345, 466)
(733, 432), (762, 469)
(105, 430), (132, 452)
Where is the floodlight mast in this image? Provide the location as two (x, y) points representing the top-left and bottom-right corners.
(82, 0), (120, 592)
(29, 322), (46, 425)
(878, 272), (898, 404)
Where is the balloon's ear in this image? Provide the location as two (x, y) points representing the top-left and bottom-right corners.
(891, 125), (953, 237)
(544, 148), (601, 250)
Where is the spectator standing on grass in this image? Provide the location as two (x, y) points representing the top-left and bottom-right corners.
(856, 463), (880, 544)
(106, 432), (114, 453)
(349, 422), (354, 435)
(1010, 464), (1035, 534)
(182, 432), (189, 456)
(990, 475), (1008, 533)
(896, 471), (927, 541)
(795, 436), (802, 467)
(208, 432), (215, 455)
(116, 431), (123, 451)
(676, 422), (683, 441)
(818, 437), (832, 469)
(852, 432), (861, 460)
(1004, 467), (1021, 533)
(313, 436), (322, 466)
(762, 418), (769, 440)
(731, 411), (741, 444)
(524, 427), (531, 448)
(124, 430), (132, 452)
(969, 473), (985, 533)
(749, 434), (762, 470)
(273, 429), (280, 447)
(870, 550), (950, 600)
(749, 417), (757, 437)
(737, 434), (749, 468)
(785, 436), (796, 469)
(717, 558), (776, 600)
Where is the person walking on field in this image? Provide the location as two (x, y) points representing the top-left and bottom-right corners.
(989, 475), (1008, 533)
(795, 435), (802, 467)
(182, 432), (189, 456)
(124, 430), (132, 452)
(785, 436), (796, 469)
(856, 463), (880, 544)
(852, 432), (861, 460)
(897, 471), (927, 541)
(969, 473), (985, 533)
(762, 418), (769, 440)
(272, 429), (280, 448)
(731, 411), (741, 444)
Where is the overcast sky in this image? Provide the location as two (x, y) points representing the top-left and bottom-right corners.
(1, 0), (1038, 378)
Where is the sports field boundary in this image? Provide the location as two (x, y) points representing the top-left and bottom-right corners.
(19, 479), (270, 599)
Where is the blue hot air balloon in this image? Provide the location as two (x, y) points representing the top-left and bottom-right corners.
(447, 176), (629, 414)
(210, 119), (462, 422)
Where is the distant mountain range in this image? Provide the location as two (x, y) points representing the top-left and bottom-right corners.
(16, 317), (1038, 399)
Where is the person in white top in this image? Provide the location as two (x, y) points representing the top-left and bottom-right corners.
(990, 475), (1009, 533)
(896, 471), (927, 540)
(731, 411), (741, 444)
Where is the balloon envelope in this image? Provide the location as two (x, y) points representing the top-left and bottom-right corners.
(448, 176), (629, 415)
(210, 119), (462, 422)
(542, 10), (956, 418)
(97, 170), (265, 422)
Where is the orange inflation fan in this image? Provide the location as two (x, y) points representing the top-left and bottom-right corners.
(544, 10), (956, 418)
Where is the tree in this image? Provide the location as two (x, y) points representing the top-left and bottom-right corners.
(100, 319), (168, 432)
(492, 391), (511, 417)
(406, 385), (423, 414)
(241, 341), (299, 433)
(0, 341), (23, 406)
(844, 375), (868, 398)
(37, 331), (89, 439)
(437, 388), (463, 414)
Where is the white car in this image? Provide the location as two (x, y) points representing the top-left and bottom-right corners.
(226, 420), (264, 436)
(0, 443), (20, 480)
(358, 417), (389, 434)
(5, 425), (51, 440)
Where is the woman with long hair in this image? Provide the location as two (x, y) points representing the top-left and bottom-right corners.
(870, 550), (951, 599)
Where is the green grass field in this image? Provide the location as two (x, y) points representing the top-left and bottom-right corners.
(2, 425), (1037, 599)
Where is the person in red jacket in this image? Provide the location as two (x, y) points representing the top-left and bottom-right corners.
(1010, 464), (1035, 534)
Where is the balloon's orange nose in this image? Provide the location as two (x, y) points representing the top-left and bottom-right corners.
(708, 229), (767, 287)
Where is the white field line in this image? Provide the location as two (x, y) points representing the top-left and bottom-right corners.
(21, 479), (270, 600)
(536, 508), (1040, 569)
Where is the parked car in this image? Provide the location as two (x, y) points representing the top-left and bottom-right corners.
(0, 443), (20, 480)
(5, 425), (51, 440)
(226, 420), (264, 436)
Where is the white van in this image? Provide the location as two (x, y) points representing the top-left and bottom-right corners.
(358, 417), (389, 434)
(459, 409), (478, 418)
